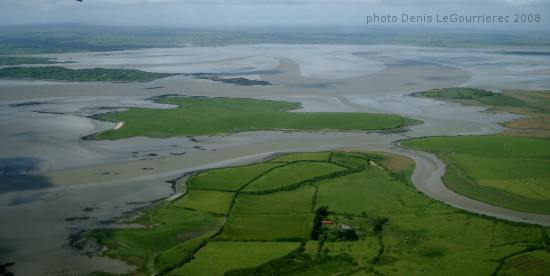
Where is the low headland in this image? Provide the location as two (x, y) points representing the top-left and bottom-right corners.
(91, 96), (417, 140)
(84, 151), (550, 275)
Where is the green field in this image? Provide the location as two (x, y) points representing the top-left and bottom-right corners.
(221, 213), (314, 240)
(243, 161), (346, 192)
(0, 66), (176, 82)
(169, 242), (299, 276)
(498, 250), (550, 276)
(412, 87), (526, 107)
(233, 186), (315, 214)
(171, 190), (234, 214)
(89, 151), (549, 275)
(93, 97), (413, 139)
(187, 163), (283, 191)
(330, 152), (370, 169)
(316, 168), (428, 216)
(270, 152), (331, 162)
(89, 206), (223, 271)
(402, 136), (550, 214)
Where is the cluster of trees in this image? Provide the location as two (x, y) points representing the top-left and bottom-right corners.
(310, 206), (329, 240)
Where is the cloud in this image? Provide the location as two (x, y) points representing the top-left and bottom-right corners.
(3, 0), (547, 6)
(0, 0), (548, 26)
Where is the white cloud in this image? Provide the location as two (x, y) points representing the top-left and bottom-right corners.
(0, 0), (547, 26)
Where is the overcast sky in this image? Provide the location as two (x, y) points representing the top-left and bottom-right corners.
(0, 0), (548, 29)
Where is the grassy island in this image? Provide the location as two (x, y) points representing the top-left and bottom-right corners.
(93, 97), (415, 139)
(0, 56), (64, 65)
(87, 151), (549, 275)
(0, 66), (177, 82)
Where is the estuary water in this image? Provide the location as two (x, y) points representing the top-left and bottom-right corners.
(1, 44), (549, 275)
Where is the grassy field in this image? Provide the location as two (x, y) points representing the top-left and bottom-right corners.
(233, 186), (315, 214)
(88, 151), (549, 275)
(270, 152), (331, 162)
(187, 163), (283, 191)
(329, 152), (370, 169)
(169, 242), (299, 276)
(89, 205), (223, 272)
(221, 213), (314, 240)
(93, 97), (413, 139)
(498, 250), (550, 276)
(243, 161), (346, 192)
(0, 66), (176, 82)
(403, 136), (550, 214)
(316, 168), (429, 216)
(171, 190), (234, 214)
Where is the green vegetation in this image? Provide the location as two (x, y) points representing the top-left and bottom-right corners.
(188, 73), (271, 86)
(403, 136), (550, 214)
(413, 87), (550, 138)
(269, 152), (331, 162)
(233, 186), (315, 214)
(221, 214), (314, 241)
(171, 190), (234, 214)
(89, 151), (549, 275)
(329, 152), (370, 169)
(498, 250), (550, 275)
(0, 66), (176, 82)
(0, 56), (64, 65)
(93, 97), (413, 139)
(413, 87), (526, 107)
(89, 206), (222, 273)
(169, 242), (299, 276)
(243, 161), (346, 192)
(408, 88), (550, 214)
(187, 163), (283, 191)
(316, 168), (428, 215)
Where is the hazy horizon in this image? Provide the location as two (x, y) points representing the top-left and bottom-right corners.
(0, 0), (548, 30)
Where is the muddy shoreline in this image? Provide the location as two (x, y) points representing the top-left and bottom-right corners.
(1, 44), (549, 275)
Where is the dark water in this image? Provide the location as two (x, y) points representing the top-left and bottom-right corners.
(0, 158), (50, 193)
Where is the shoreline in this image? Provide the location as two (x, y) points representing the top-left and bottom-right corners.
(1, 45), (548, 275)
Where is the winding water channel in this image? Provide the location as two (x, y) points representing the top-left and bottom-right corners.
(1, 44), (550, 275)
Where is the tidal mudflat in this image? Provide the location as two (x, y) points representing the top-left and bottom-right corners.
(1, 44), (550, 275)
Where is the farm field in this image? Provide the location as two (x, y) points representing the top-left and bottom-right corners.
(186, 162), (283, 191)
(242, 161), (346, 192)
(93, 97), (414, 139)
(232, 186), (315, 214)
(169, 242), (300, 276)
(403, 136), (550, 214)
(171, 190), (234, 215)
(498, 250), (550, 276)
(89, 151), (550, 275)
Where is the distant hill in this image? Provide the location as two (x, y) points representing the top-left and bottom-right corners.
(1, 24), (550, 54)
